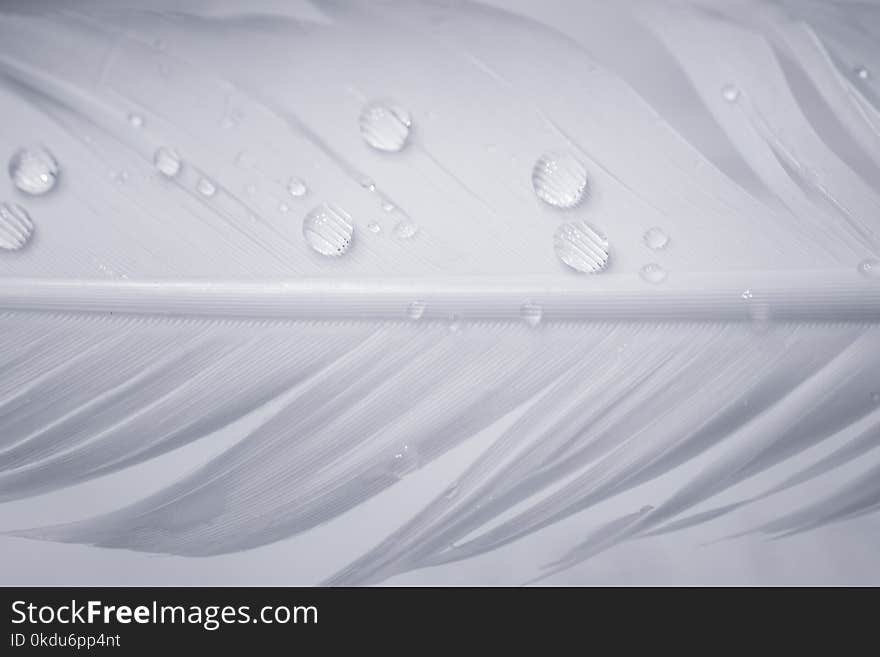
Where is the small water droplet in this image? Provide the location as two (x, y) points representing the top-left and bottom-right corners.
(393, 218), (419, 239)
(741, 289), (753, 300)
(554, 220), (610, 273)
(855, 66), (870, 80)
(367, 221), (381, 234)
(128, 113), (144, 128)
(858, 259), (880, 279)
(532, 151), (589, 209)
(196, 177), (216, 197)
(449, 314), (462, 332)
(643, 226), (669, 250)
(302, 204), (354, 257)
(520, 301), (543, 327)
(382, 201), (395, 212)
(721, 84), (740, 103)
(288, 177), (308, 198)
(9, 147), (60, 195)
(640, 263), (667, 284)
(0, 202), (34, 251)
(359, 100), (412, 152)
(153, 147), (181, 178)
(408, 300), (426, 320)
(360, 177), (377, 192)
(279, 202), (290, 213)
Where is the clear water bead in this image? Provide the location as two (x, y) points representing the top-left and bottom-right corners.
(302, 204), (354, 257)
(532, 151), (589, 209)
(855, 66), (870, 80)
(359, 100), (412, 152)
(858, 259), (880, 279)
(367, 221), (381, 234)
(0, 202), (34, 251)
(128, 113), (144, 128)
(9, 147), (60, 195)
(721, 84), (740, 103)
(640, 263), (667, 284)
(196, 177), (216, 197)
(520, 301), (543, 327)
(643, 226), (669, 250)
(407, 300), (426, 320)
(288, 178), (308, 197)
(554, 220), (610, 273)
(393, 218), (419, 239)
(154, 147), (181, 177)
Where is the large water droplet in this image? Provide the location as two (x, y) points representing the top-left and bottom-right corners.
(640, 263), (667, 284)
(0, 202), (34, 251)
(741, 289), (753, 300)
(9, 147), (59, 195)
(302, 204), (354, 257)
(408, 300), (426, 320)
(554, 221), (610, 273)
(196, 177), (216, 197)
(858, 259), (880, 279)
(643, 226), (669, 250)
(721, 84), (740, 103)
(359, 100), (412, 152)
(288, 177), (308, 198)
(532, 151), (589, 209)
(154, 147), (181, 177)
(520, 301), (543, 327)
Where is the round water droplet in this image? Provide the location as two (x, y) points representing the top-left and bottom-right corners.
(302, 204), (354, 257)
(0, 202), (34, 251)
(128, 113), (144, 128)
(408, 300), (426, 320)
(153, 147), (181, 177)
(741, 289), (753, 300)
(643, 226), (669, 250)
(288, 177), (308, 198)
(520, 301), (543, 327)
(554, 220), (610, 273)
(196, 177), (216, 197)
(359, 100), (412, 152)
(9, 147), (60, 195)
(367, 221), (381, 234)
(858, 259), (880, 279)
(360, 177), (377, 192)
(640, 263), (667, 284)
(721, 84), (740, 103)
(855, 66), (870, 80)
(393, 218), (419, 239)
(532, 151), (589, 209)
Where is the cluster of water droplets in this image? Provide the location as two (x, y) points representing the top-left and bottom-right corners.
(2, 146), (64, 251)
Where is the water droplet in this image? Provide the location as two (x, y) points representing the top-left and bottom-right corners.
(721, 84), (740, 103)
(643, 226), (669, 250)
(520, 301), (543, 327)
(0, 202), (34, 251)
(408, 300), (426, 320)
(741, 289), (753, 300)
(855, 66), (870, 80)
(196, 177), (216, 197)
(359, 100), (412, 152)
(554, 220), (610, 273)
(360, 177), (377, 192)
(9, 147), (60, 195)
(153, 147), (181, 178)
(381, 201), (395, 212)
(390, 443), (420, 477)
(279, 202), (290, 213)
(367, 221), (381, 234)
(302, 204), (354, 257)
(288, 177), (308, 198)
(393, 218), (419, 239)
(532, 151), (589, 209)
(128, 113), (144, 128)
(640, 263), (667, 284)
(448, 314), (462, 332)
(858, 259), (880, 279)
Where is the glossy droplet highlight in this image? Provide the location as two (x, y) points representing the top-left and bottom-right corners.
(408, 300), (426, 320)
(520, 301), (543, 327)
(303, 204), (354, 257)
(643, 226), (669, 250)
(554, 221), (610, 273)
(9, 147), (59, 195)
(640, 263), (667, 284)
(196, 177), (216, 197)
(393, 218), (419, 239)
(359, 100), (412, 152)
(0, 202), (34, 251)
(855, 66), (870, 80)
(367, 221), (381, 234)
(858, 259), (880, 279)
(532, 152), (588, 209)
(721, 84), (740, 103)
(288, 178), (308, 198)
(128, 113), (144, 128)
(154, 147), (181, 177)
